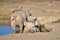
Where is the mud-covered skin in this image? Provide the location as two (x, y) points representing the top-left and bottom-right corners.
(23, 22), (38, 33)
(11, 7), (31, 33)
(23, 18), (41, 33)
(35, 19), (42, 32)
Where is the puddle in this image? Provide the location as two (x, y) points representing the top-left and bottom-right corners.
(0, 26), (19, 36)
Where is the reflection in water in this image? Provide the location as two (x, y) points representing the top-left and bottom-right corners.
(0, 26), (18, 36)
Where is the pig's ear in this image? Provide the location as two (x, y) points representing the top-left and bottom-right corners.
(27, 8), (31, 12)
(34, 18), (37, 22)
(27, 8), (32, 16)
(24, 20), (27, 26)
(12, 10), (16, 13)
(19, 6), (23, 11)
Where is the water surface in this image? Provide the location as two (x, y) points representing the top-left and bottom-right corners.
(0, 26), (18, 36)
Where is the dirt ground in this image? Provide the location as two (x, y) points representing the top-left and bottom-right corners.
(0, 23), (60, 40)
(0, 0), (60, 40)
(0, 1), (60, 25)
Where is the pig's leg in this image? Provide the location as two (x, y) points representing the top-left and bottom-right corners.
(19, 23), (23, 33)
(11, 21), (16, 34)
(11, 23), (16, 33)
(18, 20), (23, 33)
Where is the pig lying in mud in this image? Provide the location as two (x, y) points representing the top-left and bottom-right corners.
(11, 7), (31, 33)
(23, 18), (42, 33)
(27, 16), (53, 32)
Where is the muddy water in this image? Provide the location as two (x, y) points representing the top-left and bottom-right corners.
(0, 26), (18, 36)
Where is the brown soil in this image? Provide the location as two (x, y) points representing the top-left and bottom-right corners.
(0, 1), (60, 40)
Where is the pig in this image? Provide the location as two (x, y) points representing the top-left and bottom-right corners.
(27, 16), (53, 32)
(11, 7), (31, 33)
(23, 18), (42, 33)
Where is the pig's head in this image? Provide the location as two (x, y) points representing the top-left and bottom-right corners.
(24, 18), (37, 26)
(23, 18), (39, 33)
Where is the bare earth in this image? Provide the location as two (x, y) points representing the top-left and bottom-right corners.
(0, 1), (60, 40)
(0, 23), (60, 40)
